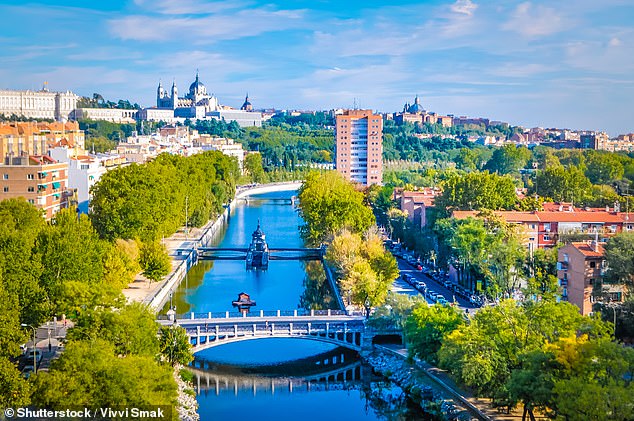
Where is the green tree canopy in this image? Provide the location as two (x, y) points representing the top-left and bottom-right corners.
(485, 144), (531, 175)
(404, 302), (465, 364)
(603, 232), (634, 287)
(139, 240), (171, 284)
(298, 171), (375, 245)
(435, 171), (518, 213)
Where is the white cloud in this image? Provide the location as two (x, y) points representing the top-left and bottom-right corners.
(108, 7), (306, 42)
(133, 0), (249, 14)
(608, 37), (622, 47)
(450, 0), (478, 16)
(502, 2), (565, 38)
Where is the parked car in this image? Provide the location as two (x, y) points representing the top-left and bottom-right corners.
(427, 291), (438, 300)
(401, 273), (412, 282)
(436, 295), (448, 305)
(25, 349), (42, 365)
(21, 365), (35, 379)
(416, 281), (427, 289)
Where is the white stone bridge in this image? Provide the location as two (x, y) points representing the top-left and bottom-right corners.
(157, 310), (368, 352)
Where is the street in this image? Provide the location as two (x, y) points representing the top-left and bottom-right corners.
(393, 256), (477, 313)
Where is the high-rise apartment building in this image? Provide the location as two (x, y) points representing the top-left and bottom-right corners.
(335, 109), (382, 186)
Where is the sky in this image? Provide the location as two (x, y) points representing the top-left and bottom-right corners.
(1, 0), (633, 135)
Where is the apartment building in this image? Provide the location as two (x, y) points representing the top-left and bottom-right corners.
(0, 121), (85, 158)
(0, 155), (69, 220)
(453, 204), (633, 250)
(335, 109), (382, 186)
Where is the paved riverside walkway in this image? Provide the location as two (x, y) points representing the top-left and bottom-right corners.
(377, 344), (547, 420)
(122, 224), (209, 304)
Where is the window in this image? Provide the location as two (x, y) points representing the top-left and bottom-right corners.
(2, 174), (7, 180)
(590, 261), (596, 268)
(27, 174), (35, 180)
(544, 235), (551, 241)
(3, 187), (8, 192)
(563, 253), (569, 262)
(544, 223), (551, 232)
(27, 186), (35, 192)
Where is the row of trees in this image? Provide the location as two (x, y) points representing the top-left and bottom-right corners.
(0, 199), (191, 410)
(298, 171), (398, 313)
(402, 300), (633, 420)
(90, 151), (238, 241)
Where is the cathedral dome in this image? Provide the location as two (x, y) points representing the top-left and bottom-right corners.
(189, 72), (206, 96)
(407, 95), (424, 113)
(240, 94), (253, 111)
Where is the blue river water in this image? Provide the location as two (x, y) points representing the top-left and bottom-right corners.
(165, 191), (427, 421)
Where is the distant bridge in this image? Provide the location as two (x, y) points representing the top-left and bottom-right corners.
(158, 310), (367, 352)
(183, 246), (325, 261)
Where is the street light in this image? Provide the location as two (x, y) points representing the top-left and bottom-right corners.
(21, 324), (37, 374)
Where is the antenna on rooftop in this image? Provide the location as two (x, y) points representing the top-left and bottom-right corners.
(353, 98), (358, 110)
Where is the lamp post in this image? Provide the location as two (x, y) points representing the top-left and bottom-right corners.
(21, 324), (37, 374)
(364, 298), (371, 320)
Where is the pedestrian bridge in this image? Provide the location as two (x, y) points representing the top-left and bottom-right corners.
(189, 246), (325, 261)
(157, 310), (367, 352)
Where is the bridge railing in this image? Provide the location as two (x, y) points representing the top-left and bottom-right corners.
(157, 309), (349, 321)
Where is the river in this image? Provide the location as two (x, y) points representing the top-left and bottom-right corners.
(164, 190), (427, 421)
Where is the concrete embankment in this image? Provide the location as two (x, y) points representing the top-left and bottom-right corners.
(364, 346), (491, 421)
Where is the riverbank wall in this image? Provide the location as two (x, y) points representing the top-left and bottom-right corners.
(365, 345), (491, 421)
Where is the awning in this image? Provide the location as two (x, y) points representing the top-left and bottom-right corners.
(52, 182), (61, 189)
(53, 194), (60, 199)
(40, 172), (48, 177)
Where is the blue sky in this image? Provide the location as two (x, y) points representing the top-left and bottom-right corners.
(1, 0), (633, 134)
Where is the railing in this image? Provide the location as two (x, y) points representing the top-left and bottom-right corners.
(157, 309), (350, 321)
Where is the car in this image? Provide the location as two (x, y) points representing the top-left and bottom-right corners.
(25, 349), (43, 365)
(401, 273), (412, 282)
(416, 281), (427, 289)
(21, 365), (35, 379)
(435, 295), (448, 305)
(416, 264), (423, 271)
(427, 291), (438, 300)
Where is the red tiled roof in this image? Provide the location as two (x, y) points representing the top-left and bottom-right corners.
(570, 241), (605, 257)
(452, 210), (628, 223)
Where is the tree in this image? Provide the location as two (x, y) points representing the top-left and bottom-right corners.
(0, 358), (31, 409)
(532, 166), (592, 204)
(139, 241), (171, 285)
(603, 232), (634, 287)
(437, 300), (605, 407)
(485, 144), (531, 175)
(67, 303), (160, 357)
(159, 326), (194, 367)
(585, 152), (624, 185)
(298, 171), (375, 245)
(549, 336), (634, 420)
(435, 171), (518, 213)
(31, 339), (177, 409)
(244, 152), (266, 183)
(404, 302), (465, 364)
(326, 229), (398, 313)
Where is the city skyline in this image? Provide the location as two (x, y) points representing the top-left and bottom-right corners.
(1, 0), (633, 134)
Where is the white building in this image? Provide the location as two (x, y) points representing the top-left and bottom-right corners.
(71, 108), (137, 123)
(48, 146), (125, 213)
(0, 86), (77, 121)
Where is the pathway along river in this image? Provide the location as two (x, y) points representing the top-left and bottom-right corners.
(162, 191), (427, 421)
